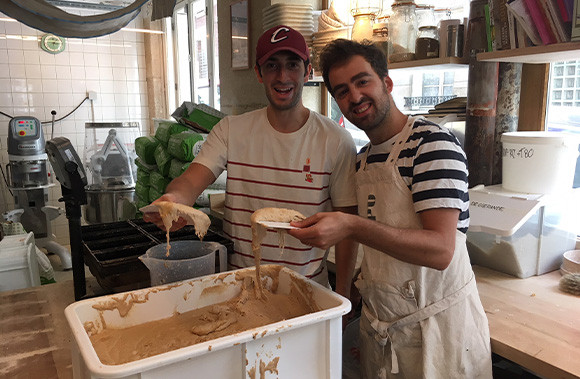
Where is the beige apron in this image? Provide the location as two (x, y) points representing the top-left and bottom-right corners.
(355, 117), (492, 379)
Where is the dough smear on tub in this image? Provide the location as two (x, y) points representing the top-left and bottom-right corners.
(154, 201), (211, 256)
(250, 207), (305, 298)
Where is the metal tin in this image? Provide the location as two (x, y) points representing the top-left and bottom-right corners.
(447, 24), (464, 58)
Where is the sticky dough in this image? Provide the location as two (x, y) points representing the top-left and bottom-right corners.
(250, 208), (305, 297)
(155, 201), (211, 256)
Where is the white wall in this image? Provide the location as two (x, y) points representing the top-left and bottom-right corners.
(0, 9), (151, 246)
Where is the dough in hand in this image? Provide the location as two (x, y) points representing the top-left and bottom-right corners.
(250, 207), (305, 297)
(155, 201), (211, 240)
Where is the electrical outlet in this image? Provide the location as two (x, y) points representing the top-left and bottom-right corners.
(88, 91), (97, 101)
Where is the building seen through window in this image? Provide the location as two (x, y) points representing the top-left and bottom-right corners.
(546, 61), (580, 188)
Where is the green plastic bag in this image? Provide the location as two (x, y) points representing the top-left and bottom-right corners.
(135, 136), (160, 165)
(168, 159), (191, 179)
(135, 181), (150, 202)
(167, 131), (206, 161)
(149, 170), (171, 192)
(149, 186), (164, 203)
(155, 121), (190, 145)
(135, 157), (156, 172)
(154, 144), (172, 176)
(137, 168), (150, 186)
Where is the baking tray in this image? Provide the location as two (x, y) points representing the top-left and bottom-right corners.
(82, 218), (232, 292)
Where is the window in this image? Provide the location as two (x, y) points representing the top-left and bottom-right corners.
(546, 61), (580, 188)
(169, 0), (220, 110)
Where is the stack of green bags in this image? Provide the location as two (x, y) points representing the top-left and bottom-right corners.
(134, 119), (213, 209)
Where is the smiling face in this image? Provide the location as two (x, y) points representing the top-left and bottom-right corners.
(255, 51), (310, 111)
(328, 55), (393, 139)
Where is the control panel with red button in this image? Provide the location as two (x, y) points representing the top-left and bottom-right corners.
(8, 116), (45, 157)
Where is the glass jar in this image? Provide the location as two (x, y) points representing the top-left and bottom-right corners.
(350, 0), (382, 16)
(372, 22), (389, 58)
(388, 2), (417, 63)
(415, 4), (435, 28)
(415, 25), (439, 59)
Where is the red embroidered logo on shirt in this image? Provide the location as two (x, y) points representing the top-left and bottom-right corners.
(304, 158), (313, 183)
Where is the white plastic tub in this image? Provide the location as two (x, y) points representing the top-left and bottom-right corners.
(466, 185), (578, 278)
(501, 131), (579, 194)
(0, 232), (40, 292)
(65, 265), (350, 379)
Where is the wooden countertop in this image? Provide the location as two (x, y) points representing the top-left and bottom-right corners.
(1, 267), (578, 378)
(0, 280), (75, 379)
(473, 265), (580, 379)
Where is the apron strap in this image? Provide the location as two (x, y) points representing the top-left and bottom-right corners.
(363, 275), (478, 374)
(359, 116), (417, 171)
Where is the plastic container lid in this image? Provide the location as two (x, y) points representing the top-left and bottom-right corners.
(468, 185), (543, 236)
(501, 131), (580, 148)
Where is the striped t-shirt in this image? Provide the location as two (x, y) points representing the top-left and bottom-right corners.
(356, 118), (470, 233)
(194, 108), (357, 285)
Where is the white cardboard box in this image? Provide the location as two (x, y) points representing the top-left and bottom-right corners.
(65, 265), (350, 379)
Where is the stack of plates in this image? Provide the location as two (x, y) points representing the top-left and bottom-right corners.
(311, 24), (351, 72)
(262, 3), (315, 45)
(309, 9), (351, 72)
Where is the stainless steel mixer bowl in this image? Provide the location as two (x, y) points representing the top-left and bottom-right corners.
(83, 186), (136, 224)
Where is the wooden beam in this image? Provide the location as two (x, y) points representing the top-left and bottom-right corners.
(143, 18), (169, 134)
(517, 63), (549, 132)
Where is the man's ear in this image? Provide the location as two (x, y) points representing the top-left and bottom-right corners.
(255, 65), (263, 83)
(303, 63), (312, 83)
(383, 75), (394, 93)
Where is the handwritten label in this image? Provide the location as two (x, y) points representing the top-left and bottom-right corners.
(471, 201), (505, 212)
(503, 146), (534, 159)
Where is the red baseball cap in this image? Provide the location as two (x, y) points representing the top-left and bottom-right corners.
(256, 25), (310, 66)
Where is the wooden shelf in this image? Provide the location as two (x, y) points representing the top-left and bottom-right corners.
(477, 42), (580, 63)
(310, 56), (468, 82)
(388, 56), (469, 70)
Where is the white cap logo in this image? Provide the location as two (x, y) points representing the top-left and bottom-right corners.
(270, 27), (290, 43)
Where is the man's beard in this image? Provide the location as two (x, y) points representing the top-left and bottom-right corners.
(346, 83), (390, 133)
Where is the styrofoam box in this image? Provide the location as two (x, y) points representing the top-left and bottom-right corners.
(0, 232), (40, 292)
(65, 265), (351, 379)
(467, 185), (579, 278)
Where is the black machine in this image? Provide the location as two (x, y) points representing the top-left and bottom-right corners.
(45, 137), (88, 300)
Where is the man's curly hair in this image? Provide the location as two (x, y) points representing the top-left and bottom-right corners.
(319, 39), (389, 96)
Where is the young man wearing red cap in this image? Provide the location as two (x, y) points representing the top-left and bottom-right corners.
(145, 26), (358, 298)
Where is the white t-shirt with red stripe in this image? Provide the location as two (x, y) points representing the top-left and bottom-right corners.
(193, 107), (357, 285)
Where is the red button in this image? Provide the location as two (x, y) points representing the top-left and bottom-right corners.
(19, 131), (26, 136)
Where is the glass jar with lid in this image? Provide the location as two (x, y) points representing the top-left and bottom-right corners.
(415, 4), (435, 28)
(350, 0), (383, 42)
(372, 22), (389, 58)
(415, 25), (439, 59)
(388, 1), (417, 63)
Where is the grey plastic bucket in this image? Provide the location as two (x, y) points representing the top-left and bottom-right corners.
(139, 240), (227, 286)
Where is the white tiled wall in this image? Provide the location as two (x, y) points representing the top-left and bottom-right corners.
(0, 9), (152, 246)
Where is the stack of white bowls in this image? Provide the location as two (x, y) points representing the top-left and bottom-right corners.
(262, 3), (315, 46)
(311, 9), (351, 72)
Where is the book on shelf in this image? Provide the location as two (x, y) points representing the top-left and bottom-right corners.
(524, 0), (558, 44)
(506, 0), (542, 45)
(485, 3), (496, 51)
(508, 8), (518, 48)
(539, 0), (570, 42)
(556, 0), (571, 22)
(490, 0), (512, 49)
(572, 0), (580, 41)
